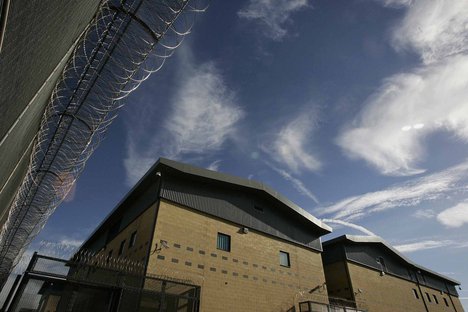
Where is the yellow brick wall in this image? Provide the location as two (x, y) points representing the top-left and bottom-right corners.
(102, 203), (156, 264)
(146, 199), (329, 312)
(323, 261), (353, 301)
(346, 261), (463, 312)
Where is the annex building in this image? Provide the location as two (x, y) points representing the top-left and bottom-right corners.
(322, 235), (463, 312)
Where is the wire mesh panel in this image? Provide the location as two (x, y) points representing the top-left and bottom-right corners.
(6, 254), (200, 312)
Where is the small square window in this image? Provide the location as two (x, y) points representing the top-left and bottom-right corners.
(280, 251), (290, 267)
(129, 231), (137, 248)
(118, 240), (126, 256)
(217, 233), (231, 252)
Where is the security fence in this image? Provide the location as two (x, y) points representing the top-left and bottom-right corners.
(2, 253), (200, 312)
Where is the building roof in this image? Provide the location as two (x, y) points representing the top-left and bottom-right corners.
(323, 235), (460, 285)
(81, 158), (332, 250)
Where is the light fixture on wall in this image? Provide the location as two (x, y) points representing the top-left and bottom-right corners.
(241, 227), (249, 234)
(151, 239), (169, 254)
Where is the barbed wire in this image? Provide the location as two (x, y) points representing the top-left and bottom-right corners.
(0, 0), (207, 285)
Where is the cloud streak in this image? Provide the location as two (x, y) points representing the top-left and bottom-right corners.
(124, 50), (243, 185)
(394, 239), (456, 253)
(265, 161), (319, 204)
(315, 160), (468, 221)
(321, 219), (376, 236)
(238, 0), (309, 41)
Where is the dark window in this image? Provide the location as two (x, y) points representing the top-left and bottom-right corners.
(129, 231), (137, 248)
(254, 205), (264, 213)
(443, 297), (449, 307)
(426, 292), (431, 302)
(107, 250), (113, 263)
(413, 289), (419, 299)
(280, 251), (290, 267)
(217, 233), (231, 252)
(118, 240), (126, 256)
(433, 294), (438, 304)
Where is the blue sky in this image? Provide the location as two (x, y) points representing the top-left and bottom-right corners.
(24, 0), (468, 306)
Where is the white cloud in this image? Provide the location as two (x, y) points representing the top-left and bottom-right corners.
(391, 1), (468, 64)
(338, 1), (468, 176)
(124, 53), (243, 185)
(238, 0), (309, 41)
(437, 202), (468, 228)
(266, 162), (319, 204)
(394, 239), (455, 253)
(207, 160), (221, 171)
(265, 109), (321, 174)
(321, 219), (376, 236)
(412, 209), (436, 219)
(315, 160), (468, 221)
(337, 55), (468, 176)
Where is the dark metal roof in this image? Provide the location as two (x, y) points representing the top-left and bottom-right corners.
(81, 158), (331, 250)
(323, 235), (460, 285)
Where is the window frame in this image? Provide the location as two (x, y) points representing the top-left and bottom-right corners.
(118, 239), (126, 256)
(279, 251), (291, 268)
(216, 232), (231, 252)
(129, 231), (137, 248)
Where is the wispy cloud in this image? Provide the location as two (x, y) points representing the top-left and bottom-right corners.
(390, 1), (468, 64)
(337, 2), (468, 176)
(394, 239), (456, 253)
(238, 0), (309, 41)
(315, 160), (468, 221)
(264, 108), (321, 174)
(437, 201), (468, 228)
(265, 161), (319, 204)
(337, 56), (468, 176)
(412, 209), (436, 220)
(321, 219), (376, 236)
(207, 160), (221, 171)
(124, 49), (244, 185)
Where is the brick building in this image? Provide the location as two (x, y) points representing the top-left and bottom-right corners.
(79, 158), (333, 311)
(322, 235), (464, 312)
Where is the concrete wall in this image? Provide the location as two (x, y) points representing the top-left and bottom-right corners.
(146, 199), (329, 312)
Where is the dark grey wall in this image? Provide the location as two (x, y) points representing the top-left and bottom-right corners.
(160, 174), (323, 251)
(343, 243), (459, 296)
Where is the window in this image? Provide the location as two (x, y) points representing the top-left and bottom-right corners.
(412, 289), (419, 299)
(107, 250), (113, 263)
(129, 231), (137, 248)
(118, 240), (126, 256)
(280, 251), (290, 267)
(254, 205), (264, 213)
(443, 297), (449, 307)
(426, 292), (431, 302)
(217, 233), (231, 252)
(433, 294), (439, 304)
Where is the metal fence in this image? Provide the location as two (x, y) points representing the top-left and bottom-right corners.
(299, 300), (367, 312)
(2, 253), (200, 312)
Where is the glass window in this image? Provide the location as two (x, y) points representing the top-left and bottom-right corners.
(412, 289), (419, 299)
(433, 294), (438, 304)
(118, 240), (126, 256)
(129, 231), (137, 248)
(280, 251), (290, 267)
(217, 233), (231, 252)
